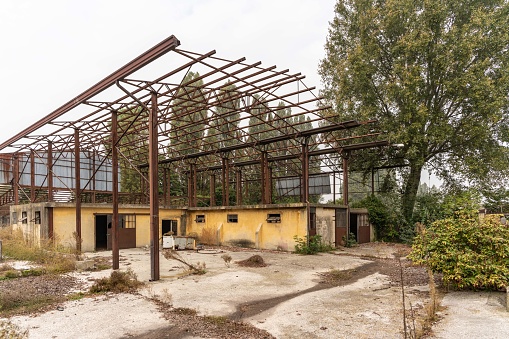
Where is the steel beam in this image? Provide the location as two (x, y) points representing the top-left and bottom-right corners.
(149, 92), (160, 281)
(74, 129), (82, 253)
(210, 173), (216, 206)
(236, 170), (242, 205)
(47, 142), (53, 202)
(13, 154), (19, 205)
(111, 111), (119, 270)
(0, 35), (180, 151)
(30, 150), (35, 202)
(301, 139), (309, 203)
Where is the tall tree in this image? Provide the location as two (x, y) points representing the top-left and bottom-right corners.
(319, 0), (509, 222)
(169, 71), (207, 155)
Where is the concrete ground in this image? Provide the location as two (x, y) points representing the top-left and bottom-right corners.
(5, 244), (509, 338)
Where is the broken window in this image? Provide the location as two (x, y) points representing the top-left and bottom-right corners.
(121, 215), (136, 229)
(35, 211), (41, 224)
(195, 215), (205, 223)
(22, 211), (27, 224)
(227, 214), (238, 223)
(267, 213), (281, 223)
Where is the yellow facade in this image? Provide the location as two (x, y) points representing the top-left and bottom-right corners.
(186, 204), (308, 251)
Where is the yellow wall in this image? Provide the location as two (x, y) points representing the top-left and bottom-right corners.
(186, 205), (308, 251)
(52, 205), (183, 252)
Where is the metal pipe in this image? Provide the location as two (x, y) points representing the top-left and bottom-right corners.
(111, 111), (119, 270)
(149, 92), (160, 281)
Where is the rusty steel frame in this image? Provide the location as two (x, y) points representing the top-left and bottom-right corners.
(0, 35), (393, 281)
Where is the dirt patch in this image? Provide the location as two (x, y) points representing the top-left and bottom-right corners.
(135, 305), (275, 339)
(236, 255), (267, 267)
(0, 274), (82, 316)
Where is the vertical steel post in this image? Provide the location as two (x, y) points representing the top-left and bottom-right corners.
(267, 166), (273, 204)
(342, 151), (350, 241)
(74, 129), (82, 253)
(371, 167), (375, 196)
(236, 170), (242, 205)
(13, 153), (19, 205)
(192, 164), (197, 207)
(47, 142), (53, 202)
(30, 150), (35, 202)
(149, 92), (160, 281)
(222, 157), (229, 206)
(210, 173), (216, 206)
(261, 151), (268, 204)
(163, 167), (168, 206)
(111, 111), (119, 270)
(332, 171), (336, 203)
(92, 150), (96, 203)
(301, 139), (310, 203)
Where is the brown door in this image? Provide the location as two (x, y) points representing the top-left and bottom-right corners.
(335, 208), (347, 246)
(106, 214), (136, 249)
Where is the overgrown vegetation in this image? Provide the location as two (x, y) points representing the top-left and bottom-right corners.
(409, 202), (509, 290)
(293, 235), (334, 255)
(0, 227), (76, 274)
(89, 269), (143, 293)
(341, 232), (357, 248)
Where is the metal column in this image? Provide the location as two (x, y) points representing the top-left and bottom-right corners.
(47, 142), (53, 202)
(261, 151), (269, 204)
(210, 173), (216, 206)
(222, 157), (229, 206)
(301, 140), (309, 203)
(74, 129), (82, 253)
(30, 150), (35, 202)
(12, 153), (19, 205)
(342, 151), (350, 241)
(111, 111), (119, 270)
(149, 92), (160, 281)
(236, 170), (242, 205)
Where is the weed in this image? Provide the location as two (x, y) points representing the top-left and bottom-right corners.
(89, 269), (144, 293)
(172, 307), (197, 316)
(0, 290), (63, 315)
(204, 315), (228, 326)
(0, 227), (76, 274)
(221, 254), (232, 267)
(0, 319), (28, 338)
(0, 270), (20, 280)
(293, 235), (334, 255)
(342, 232), (357, 248)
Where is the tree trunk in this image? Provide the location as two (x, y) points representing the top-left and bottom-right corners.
(402, 162), (423, 223)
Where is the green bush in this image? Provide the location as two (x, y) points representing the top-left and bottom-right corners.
(293, 235), (334, 255)
(341, 232), (357, 248)
(409, 212), (509, 290)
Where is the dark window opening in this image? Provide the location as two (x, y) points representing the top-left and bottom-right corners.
(227, 214), (238, 223)
(195, 215), (205, 223)
(22, 211), (27, 224)
(35, 211), (41, 224)
(267, 213), (281, 223)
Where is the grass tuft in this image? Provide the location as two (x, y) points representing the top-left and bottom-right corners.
(89, 269), (144, 293)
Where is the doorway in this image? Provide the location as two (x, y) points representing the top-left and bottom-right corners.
(349, 213), (358, 243)
(95, 214), (108, 250)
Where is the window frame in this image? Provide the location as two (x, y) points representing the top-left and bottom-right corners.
(227, 214), (238, 223)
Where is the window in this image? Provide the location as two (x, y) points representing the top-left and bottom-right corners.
(227, 214), (238, 223)
(12, 212), (17, 224)
(122, 215), (136, 229)
(35, 211), (41, 224)
(22, 211), (27, 224)
(310, 211), (316, 229)
(195, 215), (205, 223)
(267, 213), (281, 223)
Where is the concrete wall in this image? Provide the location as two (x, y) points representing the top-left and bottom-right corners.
(315, 206), (336, 245)
(186, 204), (308, 251)
(10, 203), (49, 246)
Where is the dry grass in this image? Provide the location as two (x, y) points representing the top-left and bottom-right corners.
(162, 249), (207, 275)
(199, 227), (217, 245)
(0, 319), (28, 338)
(317, 268), (354, 285)
(89, 269), (144, 293)
(0, 227), (76, 274)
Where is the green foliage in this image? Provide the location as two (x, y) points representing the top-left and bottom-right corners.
(409, 212), (509, 290)
(293, 235), (334, 255)
(342, 232), (357, 248)
(352, 195), (402, 241)
(320, 0), (509, 222)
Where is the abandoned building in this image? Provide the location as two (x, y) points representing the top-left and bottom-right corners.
(0, 35), (388, 280)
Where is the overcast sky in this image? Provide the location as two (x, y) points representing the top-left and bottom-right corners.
(0, 0), (336, 144)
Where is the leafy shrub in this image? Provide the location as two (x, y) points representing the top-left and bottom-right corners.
(409, 212), (509, 290)
(342, 232), (357, 248)
(293, 235), (334, 255)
